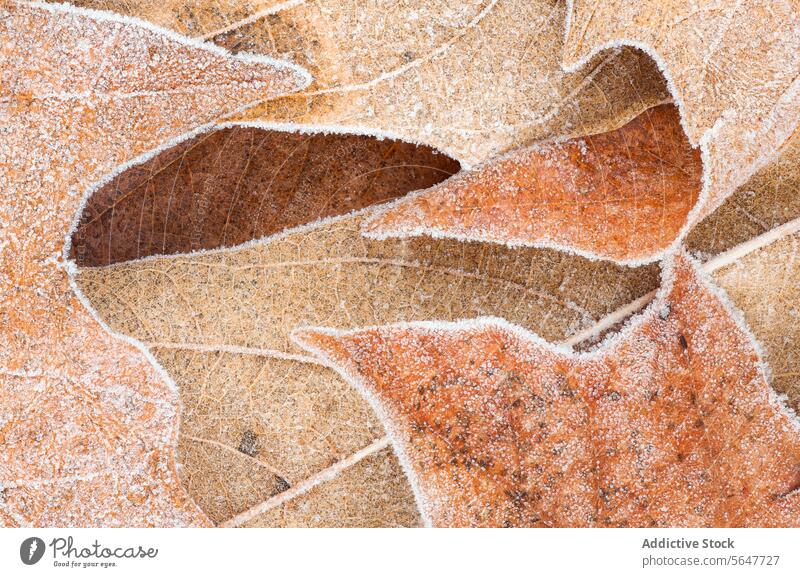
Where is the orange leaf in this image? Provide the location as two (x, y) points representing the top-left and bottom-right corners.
(365, 104), (702, 263)
(0, 1), (307, 526)
(295, 253), (800, 527)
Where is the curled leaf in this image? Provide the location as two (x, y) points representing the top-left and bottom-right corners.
(365, 104), (702, 263)
(71, 125), (459, 265)
(226, 0), (670, 164)
(75, 192), (659, 525)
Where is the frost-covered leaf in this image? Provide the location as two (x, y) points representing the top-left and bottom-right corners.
(711, 227), (800, 415)
(0, 0), (306, 526)
(71, 125), (459, 265)
(294, 253), (800, 527)
(364, 1), (800, 263)
(563, 0), (800, 237)
(687, 129), (800, 258)
(17, 0), (800, 530)
(365, 104), (702, 263)
(42, 0), (288, 38)
(70, 126), (459, 526)
(222, 0), (670, 164)
(73, 128), (662, 525)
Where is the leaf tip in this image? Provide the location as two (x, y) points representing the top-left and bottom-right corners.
(361, 200), (427, 240)
(291, 326), (349, 364)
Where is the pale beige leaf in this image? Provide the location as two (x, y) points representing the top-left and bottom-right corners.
(225, 0), (670, 164)
(43, 0), (290, 38)
(688, 129), (800, 258)
(235, 446), (420, 528)
(712, 230), (800, 414)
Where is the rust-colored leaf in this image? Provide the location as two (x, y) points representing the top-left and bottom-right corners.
(562, 0), (800, 239)
(0, 1), (306, 526)
(71, 125), (459, 266)
(365, 104), (702, 263)
(295, 253), (800, 527)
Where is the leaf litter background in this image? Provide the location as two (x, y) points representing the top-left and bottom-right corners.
(2, 0), (800, 527)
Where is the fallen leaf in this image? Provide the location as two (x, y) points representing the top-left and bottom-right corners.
(363, 2), (800, 263)
(562, 0), (800, 239)
(19, 0), (800, 530)
(222, 0), (670, 164)
(365, 104), (702, 263)
(0, 0), (307, 526)
(687, 128), (800, 258)
(294, 253), (800, 527)
(69, 124), (460, 526)
(72, 126), (661, 524)
(711, 227), (800, 415)
(49, 0), (290, 39)
(70, 124), (459, 265)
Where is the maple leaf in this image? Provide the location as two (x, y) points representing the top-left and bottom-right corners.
(0, 0), (307, 526)
(70, 82), (800, 526)
(13, 0), (800, 530)
(364, 104), (702, 263)
(293, 253), (800, 527)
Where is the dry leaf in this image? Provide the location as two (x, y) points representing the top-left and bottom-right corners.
(222, 0), (670, 164)
(70, 125), (459, 265)
(15, 0), (800, 530)
(362, 2), (800, 264)
(70, 115), (800, 526)
(0, 0), (307, 526)
(294, 253), (800, 527)
(52, 0), (289, 38)
(563, 0), (800, 239)
(73, 127), (662, 523)
(70, 124), (460, 526)
(55, 0), (669, 163)
(687, 128), (800, 258)
(365, 104), (702, 263)
(711, 229), (800, 415)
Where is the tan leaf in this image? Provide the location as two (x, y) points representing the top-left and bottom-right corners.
(221, 0), (670, 164)
(69, 124), (462, 526)
(75, 220), (661, 525)
(0, 0), (307, 526)
(71, 112), (800, 525)
(42, 0), (290, 38)
(23, 0), (800, 530)
(711, 228), (800, 415)
(294, 253), (800, 527)
(687, 128), (800, 258)
(363, 3), (800, 264)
